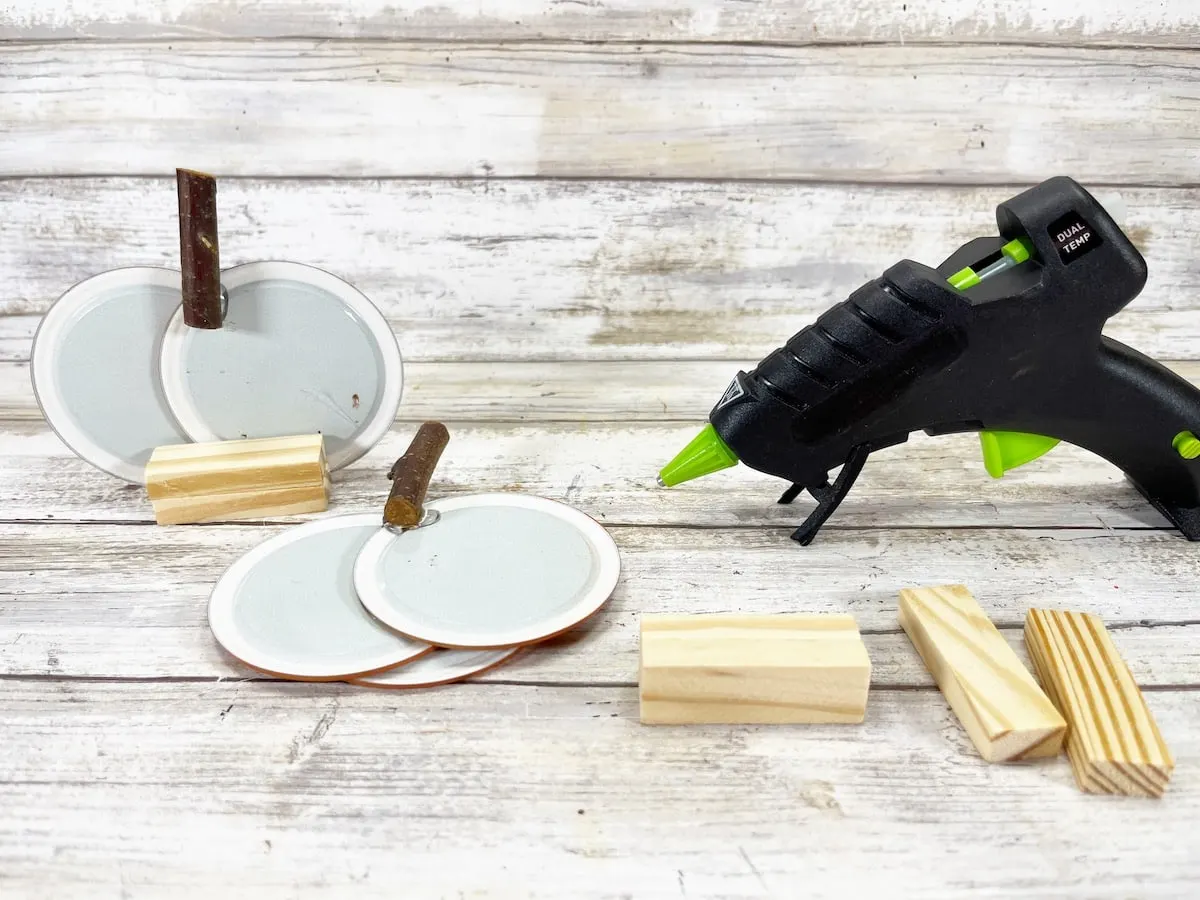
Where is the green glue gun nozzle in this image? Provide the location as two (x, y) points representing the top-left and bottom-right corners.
(657, 424), (739, 487)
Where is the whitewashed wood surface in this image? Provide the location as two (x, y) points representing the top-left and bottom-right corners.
(2, 3), (1200, 898)
(5, 0), (1197, 44)
(3, 43), (1199, 181)
(3, 180), (1200, 361)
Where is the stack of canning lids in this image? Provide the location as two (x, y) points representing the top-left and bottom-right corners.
(206, 425), (623, 689)
(31, 170), (402, 483)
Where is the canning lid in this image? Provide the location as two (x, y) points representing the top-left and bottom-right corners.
(352, 647), (520, 689)
(208, 513), (430, 680)
(160, 260), (402, 472)
(31, 267), (190, 483)
(354, 492), (621, 649)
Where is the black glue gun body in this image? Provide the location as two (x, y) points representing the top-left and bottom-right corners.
(709, 177), (1200, 544)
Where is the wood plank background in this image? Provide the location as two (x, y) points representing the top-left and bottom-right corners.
(2, 180), (1200, 361)
(2, 44), (1198, 181)
(3, 683), (1196, 898)
(5, 0), (1198, 45)
(2, 2), (1199, 897)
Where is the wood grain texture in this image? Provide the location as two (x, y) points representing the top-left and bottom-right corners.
(5, 0), (1198, 45)
(899, 585), (1065, 762)
(1026, 608), (1176, 797)
(13, 296), (1200, 365)
(6, 358), (1200, 425)
(2, 44), (1199, 181)
(639, 614), (871, 724)
(145, 434), (329, 525)
(0, 418), (1189, 530)
(1, 681), (1198, 899)
(3, 180), (1199, 363)
(3, 521), (1199, 682)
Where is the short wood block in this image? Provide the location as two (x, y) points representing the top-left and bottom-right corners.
(639, 614), (871, 725)
(899, 585), (1066, 762)
(1025, 609), (1174, 797)
(145, 434), (330, 525)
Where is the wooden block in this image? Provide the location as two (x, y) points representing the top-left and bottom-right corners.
(638, 614), (871, 725)
(144, 434), (330, 525)
(898, 585), (1066, 762)
(1025, 609), (1174, 797)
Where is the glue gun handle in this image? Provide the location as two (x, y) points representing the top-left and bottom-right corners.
(999, 338), (1200, 537)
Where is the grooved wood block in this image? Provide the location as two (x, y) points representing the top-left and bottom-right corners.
(1025, 609), (1174, 797)
(145, 434), (330, 525)
(898, 585), (1066, 762)
(638, 614), (871, 725)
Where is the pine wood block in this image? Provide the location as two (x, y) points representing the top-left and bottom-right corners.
(1025, 609), (1174, 797)
(638, 614), (871, 725)
(144, 434), (330, 525)
(898, 585), (1066, 762)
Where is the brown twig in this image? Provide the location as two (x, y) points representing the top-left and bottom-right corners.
(384, 422), (450, 528)
(176, 168), (223, 329)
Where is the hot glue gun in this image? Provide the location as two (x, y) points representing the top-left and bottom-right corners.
(658, 176), (1200, 545)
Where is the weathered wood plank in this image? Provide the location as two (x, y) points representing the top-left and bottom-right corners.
(3, 179), (1199, 362)
(14, 304), (1200, 366)
(4, 0), (1197, 46)
(9, 301), (1200, 365)
(2, 522), (1198, 681)
(2, 44), (1198, 181)
(4, 616), (1196, 690)
(7, 358), (1200, 424)
(0, 418), (1184, 530)
(0, 682), (1196, 898)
